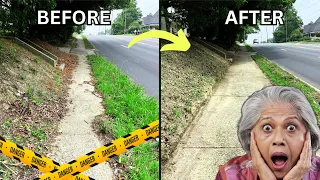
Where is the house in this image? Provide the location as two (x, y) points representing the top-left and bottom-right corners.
(303, 17), (320, 37)
(141, 10), (159, 30)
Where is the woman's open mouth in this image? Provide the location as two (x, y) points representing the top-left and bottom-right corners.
(271, 152), (288, 170)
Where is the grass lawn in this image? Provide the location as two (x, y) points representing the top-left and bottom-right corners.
(87, 55), (159, 180)
(123, 33), (136, 36)
(284, 41), (320, 44)
(81, 35), (95, 49)
(252, 55), (320, 122)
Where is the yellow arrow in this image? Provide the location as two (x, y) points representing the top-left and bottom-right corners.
(128, 29), (191, 51)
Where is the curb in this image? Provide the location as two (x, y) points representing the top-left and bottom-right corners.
(254, 54), (320, 92)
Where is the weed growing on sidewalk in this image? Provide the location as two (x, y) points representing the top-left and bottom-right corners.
(88, 55), (159, 180)
(81, 35), (95, 49)
(252, 55), (320, 121)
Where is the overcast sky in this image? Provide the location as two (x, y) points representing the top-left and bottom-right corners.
(83, 0), (159, 34)
(247, 0), (320, 44)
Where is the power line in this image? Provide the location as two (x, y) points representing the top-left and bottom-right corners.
(145, 3), (158, 10)
(304, 0), (320, 11)
(304, 8), (320, 18)
(296, 0), (314, 8)
(304, 13), (320, 23)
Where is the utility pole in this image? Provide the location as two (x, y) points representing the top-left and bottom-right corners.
(111, 10), (113, 35)
(266, 26), (268, 43)
(273, 25), (274, 34)
(286, 12), (288, 42)
(124, 10), (126, 34)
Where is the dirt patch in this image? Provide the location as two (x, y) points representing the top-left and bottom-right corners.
(0, 38), (76, 179)
(29, 38), (78, 82)
(161, 39), (230, 164)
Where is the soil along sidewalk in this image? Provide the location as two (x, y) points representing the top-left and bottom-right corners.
(163, 47), (270, 179)
(47, 36), (113, 179)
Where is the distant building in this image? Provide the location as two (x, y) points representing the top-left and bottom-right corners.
(141, 10), (159, 30)
(303, 17), (320, 37)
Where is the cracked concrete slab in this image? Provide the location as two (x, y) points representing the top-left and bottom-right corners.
(47, 36), (113, 179)
(163, 47), (271, 180)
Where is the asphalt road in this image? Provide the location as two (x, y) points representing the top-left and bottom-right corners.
(251, 43), (320, 90)
(86, 35), (159, 101)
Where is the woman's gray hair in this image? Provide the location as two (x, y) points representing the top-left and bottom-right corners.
(237, 86), (320, 156)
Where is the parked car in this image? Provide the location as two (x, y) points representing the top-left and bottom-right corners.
(253, 39), (259, 44)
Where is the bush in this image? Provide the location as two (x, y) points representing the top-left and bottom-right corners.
(313, 38), (320, 42)
(302, 37), (311, 41)
(141, 29), (149, 33)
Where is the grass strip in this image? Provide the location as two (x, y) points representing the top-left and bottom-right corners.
(87, 54), (159, 180)
(252, 54), (320, 122)
(245, 43), (256, 52)
(81, 35), (95, 49)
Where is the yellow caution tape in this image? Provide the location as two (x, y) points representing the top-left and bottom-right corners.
(0, 137), (92, 180)
(36, 120), (159, 180)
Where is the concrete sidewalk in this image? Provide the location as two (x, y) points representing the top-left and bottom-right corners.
(48, 36), (113, 179)
(163, 47), (270, 179)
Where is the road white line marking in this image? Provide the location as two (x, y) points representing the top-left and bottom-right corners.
(136, 41), (158, 48)
(295, 46), (320, 51)
(121, 45), (128, 48)
(281, 49), (287, 51)
(318, 57), (320, 58)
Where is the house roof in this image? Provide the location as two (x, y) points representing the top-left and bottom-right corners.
(304, 17), (320, 33)
(142, 10), (159, 26)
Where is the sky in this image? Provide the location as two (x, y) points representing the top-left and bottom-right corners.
(246, 0), (320, 44)
(83, 0), (159, 35)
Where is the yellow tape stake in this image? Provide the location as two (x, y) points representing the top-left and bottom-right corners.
(0, 137), (94, 180)
(36, 120), (159, 180)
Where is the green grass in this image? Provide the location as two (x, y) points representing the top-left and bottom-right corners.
(33, 56), (42, 63)
(284, 41), (320, 44)
(31, 128), (46, 140)
(88, 55), (158, 180)
(252, 55), (320, 122)
(123, 33), (136, 36)
(245, 43), (256, 52)
(81, 35), (95, 49)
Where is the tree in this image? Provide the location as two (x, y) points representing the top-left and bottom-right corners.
(290, 28), (303, 41)
(112, 22), (124, 35)
(112, 0), (142, 34)
(74, 25), (85, 34)
(160, 0), (296, 47)
(0, 0), (130, 43)
(273, 6), (303, 42)
(128, 20), (140, 33)
(0, 0), (56, 36)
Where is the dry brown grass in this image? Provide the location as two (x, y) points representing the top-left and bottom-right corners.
(0, 38), (75, 179)
(161, 39), (230, 164)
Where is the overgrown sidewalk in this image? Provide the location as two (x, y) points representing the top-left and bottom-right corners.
(163, 46), (270, 179)
(46, 36), (113, 179)
(83, 35), (159, 180)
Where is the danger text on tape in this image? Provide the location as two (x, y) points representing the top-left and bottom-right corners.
(36, 120), (159, 180)
(0, 135), (94, 180)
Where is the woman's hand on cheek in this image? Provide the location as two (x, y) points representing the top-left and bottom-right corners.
(283, 131), (312, 180)
(250, 131), (277, 180)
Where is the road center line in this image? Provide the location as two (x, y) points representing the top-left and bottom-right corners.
(281, 49), (287, 51)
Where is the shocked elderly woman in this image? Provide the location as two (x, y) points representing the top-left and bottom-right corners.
(216, 86), (320, 180)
